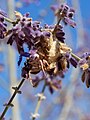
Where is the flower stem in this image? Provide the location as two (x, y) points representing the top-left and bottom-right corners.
(3, 16), (19, 26)
(53, 18), (62, 34)
(71, 52), (81, 61)
(4, 16), (14, 24)
(32, 83), (46, 120)
(0, 78), (25, 120)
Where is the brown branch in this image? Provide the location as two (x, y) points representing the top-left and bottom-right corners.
(0, 78), (25, 120)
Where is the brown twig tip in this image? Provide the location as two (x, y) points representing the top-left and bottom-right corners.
(0, 78), (25, 120)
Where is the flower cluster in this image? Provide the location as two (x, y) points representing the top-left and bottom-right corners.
(54, 25), (65, 43)
(0, 3), (89, 92)
(6, 12), (54, 54)
(3, 8), (76, 93)
(51, 3), (76, 27)
(79, 52), (90, 88)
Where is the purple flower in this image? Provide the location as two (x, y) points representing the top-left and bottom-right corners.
(54, 25), (65, 43)
(44, 24), (54, 29)
(64, 17), (76, 28)
(65, 53), (78, 68)
(81, 52), (90, 59)
(79, 52), (90, 70)
(51, 3), (76, 27)
(69, 57), (78, 68)
(7, 30), (25, 53)
(46, 77), (62, 94)
(82, 69), (90, 88)
(0, 15), (7, 39)
(79, 53), (90, 88)
(7, 14), (32, 53)
(43, 31), (51, 38)
(7, 13), (43, 54)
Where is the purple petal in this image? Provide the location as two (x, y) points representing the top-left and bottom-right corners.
(64, 17), (76, 27)
(70, 57), (77, 68)
(51, 5), (59, 12)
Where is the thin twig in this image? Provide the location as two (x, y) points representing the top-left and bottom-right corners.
(52, 18), (62, 34)
(71, 52), (81, 61)
(32, 83), (46, 120)
(4, 16), (20, 26)
(0, 78), (25, 120)
(0, 14), (19, 26)
(4, 16), (14, 24)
